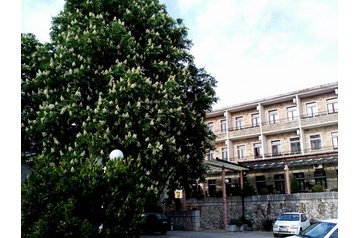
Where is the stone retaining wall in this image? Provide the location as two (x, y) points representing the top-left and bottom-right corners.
(185, 192), (338, 230)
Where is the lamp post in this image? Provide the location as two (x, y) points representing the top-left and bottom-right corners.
(109, 149), (124, 160)
(99, 149), (124, 234)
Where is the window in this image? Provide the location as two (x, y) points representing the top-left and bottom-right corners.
(327, 98), (338, 113)
(271, 140), (281, 156)
(207, 122), (213, 132)
(256, 176), (266, 194)
(237, 145), (246, 159)
(274, 174), (285, 194)
(221, 147), (228, 160)
(208, 179), (216, 197)
(269, 110), (279, 124)
(206, 150), (214, 160)
(225, 178), (233, 196)
(235, 116), (244, 129)
(314, 171), (327, 188)
(251, 113), (260, 127)
(301, 214), (308, 222)
(310, 134), (322, 150)
(254, 143), (262, 158)
(331, 132), (338, 149)
(306, 102), (317, 117)
(290, 137), (301, 154)
(329, 228), (338, 238)
(287, 107), (298, 121)
(293, 173), (306, 192)
(220, 119), (227, 132)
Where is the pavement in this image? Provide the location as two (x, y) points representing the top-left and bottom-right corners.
(140, 230), (273, 238)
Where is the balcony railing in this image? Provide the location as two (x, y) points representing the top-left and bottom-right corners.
(228, 146), (338, 162)
(228, 125), (260, 138)
(213, 130), (227, 140)
(261, 117), (299, 133)
(211, 110), (338, 141)
(300, 111), (338, 127)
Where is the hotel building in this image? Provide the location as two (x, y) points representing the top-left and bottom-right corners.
(203, 82), (338, 196)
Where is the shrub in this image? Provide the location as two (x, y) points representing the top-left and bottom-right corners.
(262, 218), (274, 231)
(229, 219), (239, 226)
(259, 187), (269, 195)
(291, 176), (300, 193)
(312, 184), (324, 192)
(238, 215), (252, 227)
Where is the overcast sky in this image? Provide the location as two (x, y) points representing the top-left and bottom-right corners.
(21, 0), (337, 109)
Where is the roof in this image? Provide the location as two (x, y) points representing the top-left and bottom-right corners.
(207, 82), (337, 116)
(205, 158), (250, 173)
(240, 156), (337, 170)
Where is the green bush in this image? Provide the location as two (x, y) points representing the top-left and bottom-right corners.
(312, 184), (324, 192)
(228, 219), (239, 226)
(262, 218), (274, 231)
(238, 215), (252, 227)
(291, 176), (300, 193)
(259, 187), (269, 195)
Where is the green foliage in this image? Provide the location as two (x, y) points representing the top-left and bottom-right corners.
(237, 215), (252, 227)
(228, 218), (240, 226)
(262, 218), (274, 231)
(258, 187), (269, 195)
(21, 0), (217, 237)
(312, 184), (324, 192)
(242, 183), (256, 196)
(290, 176), (300, 193)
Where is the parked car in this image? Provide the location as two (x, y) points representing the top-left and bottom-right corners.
(273, 212), (310, 237)
(141, 213), (171, 235)
(287, 219), (338, 238)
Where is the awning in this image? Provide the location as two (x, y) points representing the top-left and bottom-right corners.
(241, 156), (338, 170)
(205, 158), (250, 173)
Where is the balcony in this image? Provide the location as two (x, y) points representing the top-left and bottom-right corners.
(303, 145), (338, 155)
(230, 146), (337, 162)
(214, 130), (227, 141)
(300, 111), (338, 128)
(261, 117), (299, 133)
(228, 125), (260, 139)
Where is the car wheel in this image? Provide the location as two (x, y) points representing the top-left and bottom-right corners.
(273, 234), (279, 237)
(161, 229), (167, 235)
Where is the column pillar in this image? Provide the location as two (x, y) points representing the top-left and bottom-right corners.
(284, 160), (291, 194)
(222, 167), (227, 228)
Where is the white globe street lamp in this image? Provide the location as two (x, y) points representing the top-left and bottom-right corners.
(109, 149), (124, 160)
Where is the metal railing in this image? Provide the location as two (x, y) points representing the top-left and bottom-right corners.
(227, 146), (338, 161)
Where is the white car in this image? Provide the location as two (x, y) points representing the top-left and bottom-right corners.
(287, 219), (338, 238)
(273, 212), (310, 237)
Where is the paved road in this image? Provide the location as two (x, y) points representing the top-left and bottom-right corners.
(140, 230), (273, 238)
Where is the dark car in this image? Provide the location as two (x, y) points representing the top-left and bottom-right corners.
(141, 213), (171, 235)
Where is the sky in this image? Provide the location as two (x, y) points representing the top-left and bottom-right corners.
(21, 0), (338, 110)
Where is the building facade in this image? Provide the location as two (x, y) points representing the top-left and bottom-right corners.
(203, 82), (338, 196)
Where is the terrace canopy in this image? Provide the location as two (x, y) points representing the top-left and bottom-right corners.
(204, 158), (250, 228)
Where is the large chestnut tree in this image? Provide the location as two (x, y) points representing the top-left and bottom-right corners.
(21, 0), (217, 237)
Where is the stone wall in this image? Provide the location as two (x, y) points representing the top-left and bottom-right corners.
(185, 192), (338, 230)
(165, 210), (200, 231)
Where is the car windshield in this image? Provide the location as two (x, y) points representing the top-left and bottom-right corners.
(278, 214), (300, 221)
(300, 221), (336, 238)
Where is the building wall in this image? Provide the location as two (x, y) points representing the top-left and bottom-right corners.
(231, 108), (258, 129)
(185, 192), (338, 230)
(205, 83), (338, 195)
